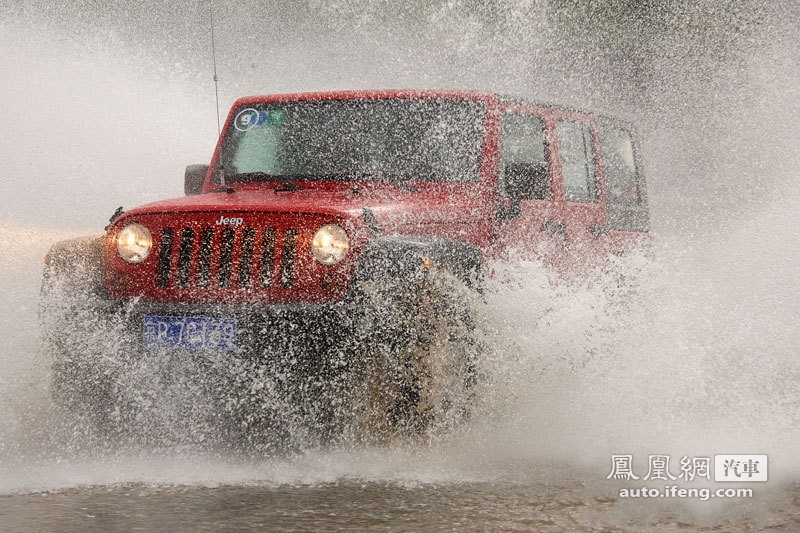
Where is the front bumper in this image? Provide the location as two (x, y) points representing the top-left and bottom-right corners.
(104, 297), (359, 358)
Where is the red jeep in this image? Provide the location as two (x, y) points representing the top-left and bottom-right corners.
(41, 90), (648, 443)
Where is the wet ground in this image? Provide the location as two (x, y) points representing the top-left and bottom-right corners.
(1, 473), (798, 532)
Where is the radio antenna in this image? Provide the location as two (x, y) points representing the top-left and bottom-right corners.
(210, 10), (221, 136)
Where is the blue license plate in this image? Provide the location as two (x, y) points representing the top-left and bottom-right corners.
(143, 315), (237, 351)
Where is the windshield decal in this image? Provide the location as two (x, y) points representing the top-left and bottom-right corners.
(234, 108), (287, 131)
(234, 108), (259, 131)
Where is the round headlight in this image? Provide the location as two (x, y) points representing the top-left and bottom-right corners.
(116, 223), (153, 264)
(311, 224), (349, 266)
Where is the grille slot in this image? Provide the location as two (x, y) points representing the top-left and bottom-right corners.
(259, 228), (277, 288)
(218, 227), (235, 288)
(177, 228), (195, 287)
(197, 227), (215, 287)
(281, 228), (298, 289)
(238, 227), (256, 288)
(157, 228), (175, 287)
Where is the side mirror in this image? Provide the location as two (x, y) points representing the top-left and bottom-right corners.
(185, 164), (209, 195)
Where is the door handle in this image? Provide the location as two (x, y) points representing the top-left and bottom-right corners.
(543, 220), (566, 234)
(590, 224), (609, 236)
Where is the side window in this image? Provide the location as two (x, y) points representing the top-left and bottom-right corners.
(601, 126), (641, 206)
(556, 119), (598, 203)
(500, 113), (550, 200)
(599, 122), (649, 231)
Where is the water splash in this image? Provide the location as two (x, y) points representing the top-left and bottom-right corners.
(1, 2), (799, 498)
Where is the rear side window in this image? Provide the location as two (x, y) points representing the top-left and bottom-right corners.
(556, 120), (599, 203)
(598, 121), (649, 232)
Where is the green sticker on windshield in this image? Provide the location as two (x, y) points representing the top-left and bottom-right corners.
(268, 108), (287, 126)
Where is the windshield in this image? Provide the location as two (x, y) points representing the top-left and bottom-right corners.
(218, 98), (486, 183)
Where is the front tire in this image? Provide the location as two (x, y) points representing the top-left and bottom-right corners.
(356, 270), (480, 440)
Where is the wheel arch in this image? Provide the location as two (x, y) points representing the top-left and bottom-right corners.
(42, 235), (106, 297)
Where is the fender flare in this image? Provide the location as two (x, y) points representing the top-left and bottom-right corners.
(351, 234), (484, 292)
(42, 235), (106, 297)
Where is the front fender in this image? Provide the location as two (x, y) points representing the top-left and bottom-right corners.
(352, 235), (484, 291)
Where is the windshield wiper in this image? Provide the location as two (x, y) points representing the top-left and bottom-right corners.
(223, 171), (418, 192)
(324, 172), (419, 192)
(381, 175), (419, 193)
(207, 166), (235, 193)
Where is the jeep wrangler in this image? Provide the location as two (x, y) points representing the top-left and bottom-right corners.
(40, 90), (648, 444)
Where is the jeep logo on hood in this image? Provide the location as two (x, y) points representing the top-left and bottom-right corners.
(215, 216), (244, 226)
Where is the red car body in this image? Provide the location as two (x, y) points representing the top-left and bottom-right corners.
(101, 90), (648, 307)
(42, 90), (649, 440)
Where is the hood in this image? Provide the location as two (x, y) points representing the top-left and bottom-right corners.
(113, 182), (491, 231)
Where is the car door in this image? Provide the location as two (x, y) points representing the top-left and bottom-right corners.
(548, 111), (608, 272)
(492, 108), (566, 266)
(493, 107), (607, 274)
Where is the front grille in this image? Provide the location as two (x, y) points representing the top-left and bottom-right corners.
(156, 225), (296, 290)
